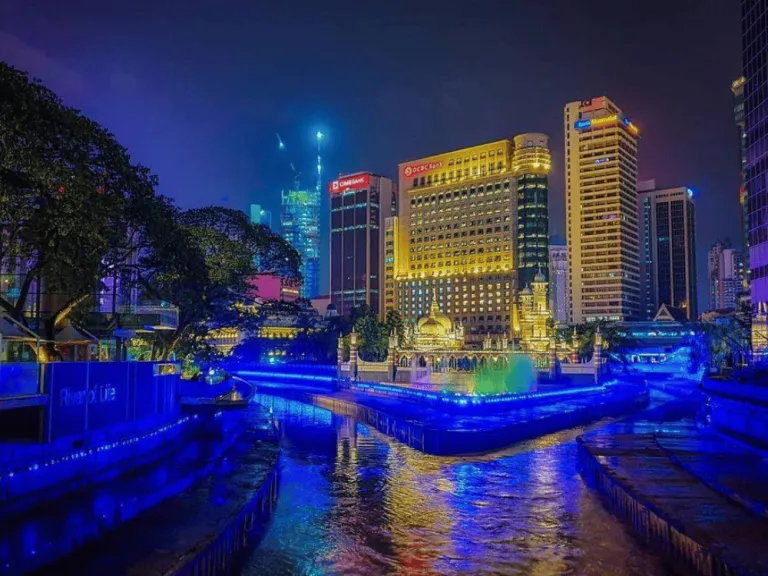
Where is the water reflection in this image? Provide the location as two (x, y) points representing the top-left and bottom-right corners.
(245, 394), (670, 576)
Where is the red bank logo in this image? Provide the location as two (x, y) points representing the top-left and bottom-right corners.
(328, 173), (371, 194)
(403, 161), (443, 178)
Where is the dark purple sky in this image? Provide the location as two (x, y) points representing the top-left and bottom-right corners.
(0, 0), (742, 305)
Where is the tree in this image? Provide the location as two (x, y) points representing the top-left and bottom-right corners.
(0, 62), (163, 348)
(385, 309), (406, 348)
(350, 305), (388, 362)
(138, 206), (301, 360)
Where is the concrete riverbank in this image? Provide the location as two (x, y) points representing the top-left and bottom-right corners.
(30, 405), (280, 576)
(247, 379), (649, 455)
(578, 416), (768, 576)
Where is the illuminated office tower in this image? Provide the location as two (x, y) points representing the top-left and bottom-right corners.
(281, 189), (320, 298)
(637, 180), (698, 320)
(329, 172), (396, 317)
(741, 0), (768, 353)
(392, 140), (517, 345)
(513, 133), (551, 288)
(565, 97), (641, 323)
(249, 203), (272, 229)
(548, 243), (569, 324)
(732, 76), (749, 288)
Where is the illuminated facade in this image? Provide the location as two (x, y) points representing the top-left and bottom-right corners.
(732, 76), (749, 288)
(513, 133), (551, 288)
(386, 137), (553, 346)
(548, 243), (569, 324)
(565, 97), (641, 323)
(389, 140), (517, 346)
(281, 189), (320, 298)
(329, 173), (396, 317)
(404, 293), (465, 350)
(637, 181), (697, 320)
(514, 271), (550, 354)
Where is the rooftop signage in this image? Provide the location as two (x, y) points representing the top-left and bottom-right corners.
(402, 161), (443, 178)
(329, 173), (370, 194)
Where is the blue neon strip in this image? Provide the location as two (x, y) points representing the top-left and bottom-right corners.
(350, 381), (606, 406)
(236, 370), (335, 383)
(0, 414), (197, 484)
(574, 119), (591, 130)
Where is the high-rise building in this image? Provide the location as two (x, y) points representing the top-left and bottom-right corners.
(732, 76), (750, 289)
(742, 1), (768, 309)
(281, 189), (320, 298)
(249, 203), (272, 229)
(513, 133), (551, 288)
(388, 140), (519, 345)
(548, 243), (569, 324)
(329, 172), (396, 317)
(637, 180), (698, 320)
(565, 96), (641, 323)
(708, 239), (744, 310)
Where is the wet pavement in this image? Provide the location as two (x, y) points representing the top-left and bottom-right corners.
(580, 399), (768, 575)
(242, 392), (675, 576)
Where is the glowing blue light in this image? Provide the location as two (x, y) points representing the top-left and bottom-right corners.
(621, 116), (631, 126)
(316, 131), (324, 140)
(687, 188), (693, 198)
(574, 119), (591, 130)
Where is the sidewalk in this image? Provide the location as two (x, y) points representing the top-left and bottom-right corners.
(578, 416), (768, 575)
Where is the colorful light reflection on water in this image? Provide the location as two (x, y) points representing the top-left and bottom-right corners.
(244, 393), (670, 576)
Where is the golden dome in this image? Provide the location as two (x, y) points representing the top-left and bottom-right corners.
(417, 292), (453, 334)
(418, 316), (448, 337)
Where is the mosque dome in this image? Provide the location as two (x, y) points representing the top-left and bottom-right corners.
(521, 286), (533, 296)
(534, 271), (546, 283)
(417, 293), (453, 335)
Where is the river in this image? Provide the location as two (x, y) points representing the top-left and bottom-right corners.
(243, 393), (673, 576)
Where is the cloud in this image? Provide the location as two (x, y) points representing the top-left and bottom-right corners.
(0, 30), (85, 98)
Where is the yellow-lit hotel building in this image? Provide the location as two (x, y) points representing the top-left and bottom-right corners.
(384, 136), (551, 346)
(565, 97), (641, 323)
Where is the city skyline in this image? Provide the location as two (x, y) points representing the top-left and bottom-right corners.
(0, 0), (742, 308)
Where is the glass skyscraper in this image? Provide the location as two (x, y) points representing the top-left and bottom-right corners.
(329, 173), (396, 317)
(743, 1), (768, 304)
(281, 189), (320, 298)
(637, 181), (697, 320)
(513, 133), (551, 289)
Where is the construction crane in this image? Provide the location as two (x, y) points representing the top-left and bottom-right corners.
(276, 132), (301, 189)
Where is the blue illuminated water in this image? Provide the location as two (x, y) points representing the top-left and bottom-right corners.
(243, 393), (672, 576)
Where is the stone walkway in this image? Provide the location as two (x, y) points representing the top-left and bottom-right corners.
(579, 412), (768, 575)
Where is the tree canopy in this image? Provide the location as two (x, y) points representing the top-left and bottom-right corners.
(0, 62), (301, 359)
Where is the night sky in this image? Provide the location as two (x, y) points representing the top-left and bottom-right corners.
(0, 0), (742, 306)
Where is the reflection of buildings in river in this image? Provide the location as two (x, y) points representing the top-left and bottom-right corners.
(380, 443), (459, 573)
(334, 416), (359, 495)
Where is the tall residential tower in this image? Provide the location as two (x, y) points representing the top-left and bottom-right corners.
(565, 97), (641, 323)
